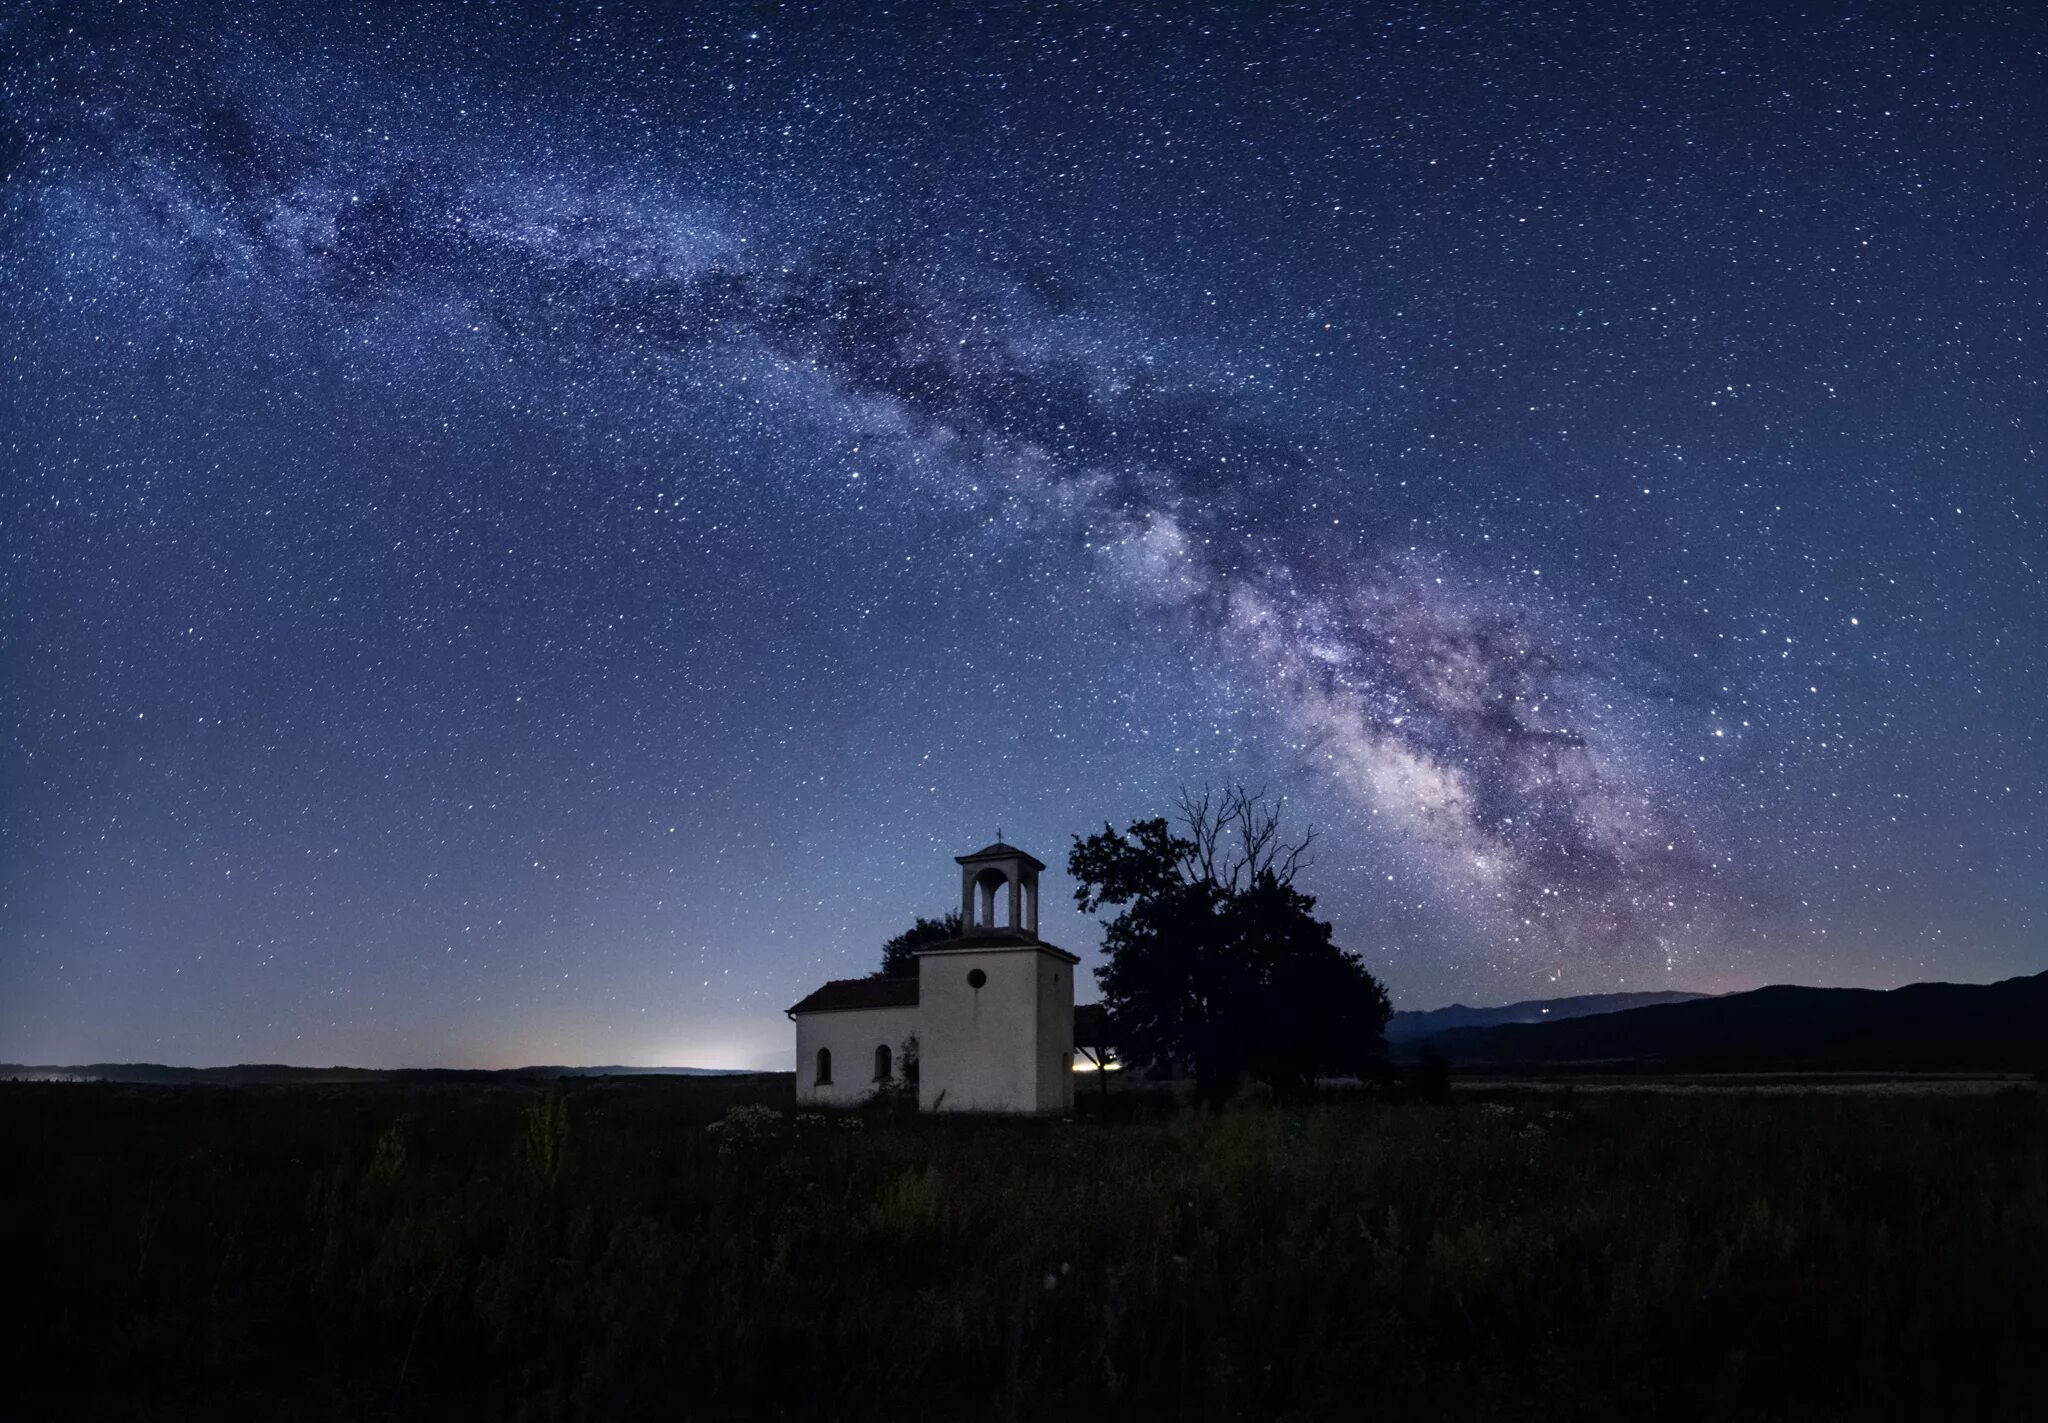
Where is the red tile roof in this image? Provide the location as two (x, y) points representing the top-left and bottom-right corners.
(786, 976), (920, 1016)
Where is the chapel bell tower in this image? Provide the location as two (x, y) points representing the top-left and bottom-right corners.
(955, 840), (1043, 940)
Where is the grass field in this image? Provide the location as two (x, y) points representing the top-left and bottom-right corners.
(5, 1074), (2044, 1420)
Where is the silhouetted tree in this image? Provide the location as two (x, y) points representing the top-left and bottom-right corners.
(1070, 787), (1391, 1105)
(879, 911), (962, 977)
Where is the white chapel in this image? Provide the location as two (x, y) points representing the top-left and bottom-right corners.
(786, 841), (1078, 1114)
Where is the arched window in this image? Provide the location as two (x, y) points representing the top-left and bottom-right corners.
(815, 1047), (832, 1086)
(874, 1044), (892, 1081)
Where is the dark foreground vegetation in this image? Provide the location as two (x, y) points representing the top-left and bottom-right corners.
(5, 1075), (2045, 1421)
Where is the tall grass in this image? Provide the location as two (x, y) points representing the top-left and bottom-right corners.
(3, 1077), (2043, 1419)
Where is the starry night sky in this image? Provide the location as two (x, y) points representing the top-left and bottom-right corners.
(3, 1), (2043, 1070)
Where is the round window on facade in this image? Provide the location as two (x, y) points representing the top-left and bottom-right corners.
(967, 968), (987, 989)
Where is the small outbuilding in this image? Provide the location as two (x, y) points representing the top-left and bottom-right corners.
(787, 841), (1079, 1114)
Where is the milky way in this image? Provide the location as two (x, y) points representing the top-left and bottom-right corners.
(3, 2), (2042, 1067)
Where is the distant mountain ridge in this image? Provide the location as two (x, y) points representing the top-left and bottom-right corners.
(0, 1063), (755, 1085)
(1388, 990), (1709, 1045)
(1423, 970), (2048, 1072)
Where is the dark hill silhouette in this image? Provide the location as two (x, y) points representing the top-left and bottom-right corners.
(1388, 990), (1708, 1045)
(0, 1062), (754, 1085)
(1422, 970), (2048, 1071)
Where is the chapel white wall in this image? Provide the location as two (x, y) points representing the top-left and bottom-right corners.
(793, 1003), (919, 1106)
(1035, 954), (1076, 1113)
(918, 946), (1071, 1114)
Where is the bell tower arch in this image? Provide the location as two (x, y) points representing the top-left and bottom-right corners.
(955, 839), (1043, 939)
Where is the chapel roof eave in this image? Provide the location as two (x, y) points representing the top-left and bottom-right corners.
(954, 841), (1048, 871)
(1074, 1002), (1116, 1048)
(911, 932), (1081, 965)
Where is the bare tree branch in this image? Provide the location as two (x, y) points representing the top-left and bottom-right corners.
(1172, 783), (1316, 890)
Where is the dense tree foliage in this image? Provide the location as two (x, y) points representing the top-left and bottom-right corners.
(879, 910), (962, 977)
(1069, 788), (1391, 1102)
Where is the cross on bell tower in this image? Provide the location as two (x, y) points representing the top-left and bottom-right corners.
(954, 839), (1044, 940)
